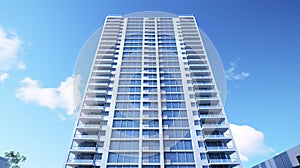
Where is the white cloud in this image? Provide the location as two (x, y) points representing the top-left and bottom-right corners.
(16, 75), (81, 119)
(230, 124), (274, 162)
(0, 27), (25, 83)
(226, 59), (250, 80)
(0, 27), (24, 71)
(17, 61), (26, 70)
(0, 72), (9, 82)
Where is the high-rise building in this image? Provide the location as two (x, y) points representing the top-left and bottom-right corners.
(65, 11), (242, 168)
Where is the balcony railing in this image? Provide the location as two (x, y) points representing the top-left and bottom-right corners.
(198, 105), (222, 109)
(209, 158), (238, 163)
(82, 106), (104, 110)
(71, 147), (96, 151)
(193, 82), (213, 85)
(85, 96), (106, 101)
(77, 124), (100, 128)
(74, 135), (98, 139)
(67, 159), (94, 164)
(80, 114), (102, 118)
(204, 134), (231, 139)
(206, 146), (233, 150)
(200, 114), (224, 118)
(202, 124), (227, 128)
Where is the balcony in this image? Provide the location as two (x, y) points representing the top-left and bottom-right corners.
(206, 146), (235, 155)
(92, 70), (111, 75)
(87, 89), (107, 95)
(195, 89), (217, 97)
(88, 82), (108, 87)
(191, 69), (210, 77)
(203, 134), (232, 142)
(200, 114), (224, 118)
(70, 147), (96, 153)
(192, 76), (212, 81)
(208, 158), (239, 165)
(202, 123), (227, 128)
(82, 105), (104, 111)
(189, 64), (208, 68)
(193, 82), (214, 88)
(77, 124), (101, 131)
(80, 114), (102, 119)
(195, 89), (216, 93)
(79, 116), (102, 123)
(74, 135), (98, 140)
(198, 105), (222, 110)
(95, 57), (114, 62)
(200, 115), (225, 123)
(66, 159), (94, 165)
(90, 76), (110, 81)
(202, 124), (228, 132)
(84, 96), (106, 102)
(196, 97), (219, 105)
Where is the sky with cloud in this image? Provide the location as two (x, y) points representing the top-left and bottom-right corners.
(0, 27), (24, 82)
(1, 1), (300, 168)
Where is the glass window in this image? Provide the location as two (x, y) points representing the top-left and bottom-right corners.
(144, 87), (157, 92)
(114, 110), (140, 118)
(142, 141), (160, 150)
(120, 73), (141, 79)
(143, 102), (158, 108)
(143, 130), (159, 138)
(200, 153), (206, 160)
(162, 110), (187, 117)
(161, 86), (183, 92)
(117, 94), (141, 100)
(144, 80), (157, 85)
(118, 87), (141, 93)
(165, 153), (176, 162)
(196, 130), (201, 136)
(144, 94), (158, 100)
(164, 152), (194, 163)
(143, 110), (158, 118)
(143, 120), (159, 127)
(186, 153), (194, 162)
(108, 153), (117, 162)
(163, 129), (191, 138)
(164, 140), (192, 150)
(142, 153), (160, 163)
(115, 102), (140, 109)
(113, 120), (140, 128)
(111, 130), (139, 138)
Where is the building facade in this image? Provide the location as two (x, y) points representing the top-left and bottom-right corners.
(65, 11), (242, 168)
(252, 144), (300, 168)
(0, 156), (7, 168)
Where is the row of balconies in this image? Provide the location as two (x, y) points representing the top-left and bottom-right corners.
(70, 140), (234, 152)
(67, 159), (237, 167)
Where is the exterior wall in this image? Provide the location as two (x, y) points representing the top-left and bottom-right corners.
(0, 157), (8, 168)
(253, 144), (300, 168)
(64, 11), (241, 168)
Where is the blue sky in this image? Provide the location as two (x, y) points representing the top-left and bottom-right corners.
(0, 0), (299, 167)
